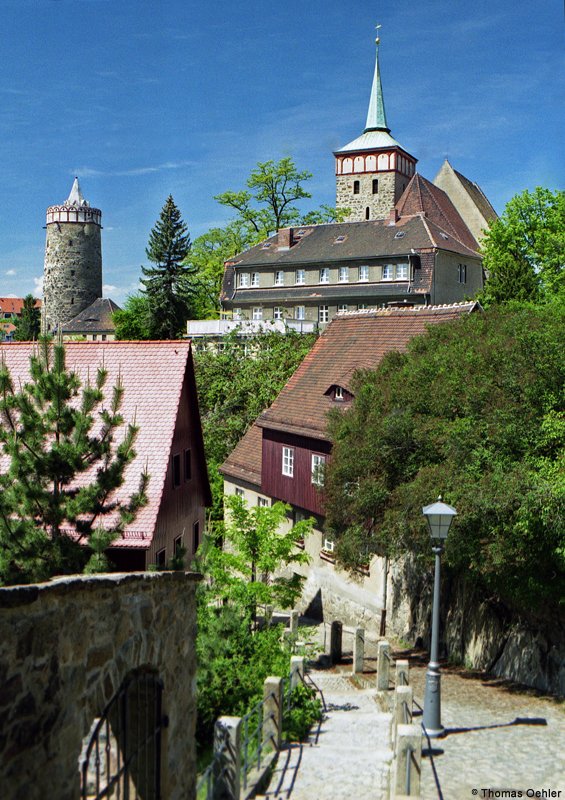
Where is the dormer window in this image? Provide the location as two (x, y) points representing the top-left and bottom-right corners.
(335, 386), (344, 400)
(325, 384), (352, 403)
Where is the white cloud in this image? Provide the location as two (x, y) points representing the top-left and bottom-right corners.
(74, 161), (195, 179)
(5, 269), (16, 276)
(33, 276), (44, 298)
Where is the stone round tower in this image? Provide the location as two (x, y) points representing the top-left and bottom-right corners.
(42, 178), (103, 333)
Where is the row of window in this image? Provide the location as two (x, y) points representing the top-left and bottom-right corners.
(155, 521), (200, 567)
(234, 487), (270, 507)
(353, 178), (379, 195)
(237, 263), (409, 289)
(282, 446), (326, 486)
(243, 304), (368, 322)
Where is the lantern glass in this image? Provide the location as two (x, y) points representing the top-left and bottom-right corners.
(422, 500), (457, 540)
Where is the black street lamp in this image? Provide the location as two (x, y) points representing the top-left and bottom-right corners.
(421, 497), (457, 738)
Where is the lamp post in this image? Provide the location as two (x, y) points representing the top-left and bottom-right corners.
(421, 497), (457, 738)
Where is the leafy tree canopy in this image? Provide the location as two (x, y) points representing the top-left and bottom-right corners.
(141, 195), (194, 338)
(113, 293), (152, 340)
(324, 303), (565, 617)
(479, 187), (565, 306)
(13, 295), (40, 342)
(0, 339), (148, 585)
(193, 329), (317, 518)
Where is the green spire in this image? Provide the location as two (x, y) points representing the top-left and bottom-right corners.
(364, 32), (389, 133)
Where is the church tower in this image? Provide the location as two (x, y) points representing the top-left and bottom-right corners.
(42, 178), (103, 333)
(334, 33), (417, 222)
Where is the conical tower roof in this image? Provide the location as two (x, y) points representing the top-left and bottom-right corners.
(335, 35), (405, 154)
(65, 177), (89, 207)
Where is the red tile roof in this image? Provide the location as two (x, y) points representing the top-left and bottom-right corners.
(221, 303), (480, 483)
(0, 340), (196, 549)
(0, 297), (41, 315)
(396, 174), (480, 254)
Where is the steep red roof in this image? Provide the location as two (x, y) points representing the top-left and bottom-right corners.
(0, 340), (206, 549)
(0, 297), (41, 315)
(259, 303), (479, 439)
(396, 174), (480, 254)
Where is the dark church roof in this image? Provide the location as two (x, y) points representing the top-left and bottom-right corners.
(62, 298), (121, 334)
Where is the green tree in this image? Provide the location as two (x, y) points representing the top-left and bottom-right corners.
(0, 338), (149, 585)
(479, 187), (565, 306)
(141, 195), (194, 338)
(324, 303), (565, 617)
(113, 293), (152, 340)
(193, 329), (317, 518)
(13, 295), (40, 341)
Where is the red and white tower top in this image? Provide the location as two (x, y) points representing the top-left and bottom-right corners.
(46, 177), (102, 226)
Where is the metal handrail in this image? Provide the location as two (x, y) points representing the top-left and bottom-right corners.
(405, 744), (414, 795)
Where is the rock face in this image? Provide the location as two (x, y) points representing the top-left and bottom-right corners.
(0, 571), (200, 800)
(42, 179), (103, 333)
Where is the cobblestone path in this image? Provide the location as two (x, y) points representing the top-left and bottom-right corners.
(257, 671), (393, 800)
(408, 665), (565, 800)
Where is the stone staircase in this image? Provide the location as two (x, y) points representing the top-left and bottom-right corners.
(256, 671), (393, 800)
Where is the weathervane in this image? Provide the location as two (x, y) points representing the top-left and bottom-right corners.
(375, 23), (382, 46)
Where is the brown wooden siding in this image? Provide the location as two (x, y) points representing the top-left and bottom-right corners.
(261, 429), (331, 516)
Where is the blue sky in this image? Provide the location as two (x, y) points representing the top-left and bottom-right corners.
(1, 0), (563, 302)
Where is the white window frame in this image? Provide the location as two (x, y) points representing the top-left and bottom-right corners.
(338, 304), (348, 313)
(319, 268), (330, 284)
(295, 269), (305, 285)
(251, 272), (260, 287)
(275, 270), (285, 286)
(252, 307), (263, 320)
(382, 264), (394, 281)
(359, 265), (369, 282)
(335, 386), (344, 400)
(397, 263), (409, 280)
(233, 308), (242, 320)
(338, 266), (349, 283)
(458, 263), (467, 284)
(238, 272), (250, 287)
(318, 305), (329, 323)
(235, 487), (244, 498)
(257, 497), (270, 507)
(311, 454), (326, 486)
(322, 536), (335, 553)
(273, 306), (283, 320)
(282, 446), (294, 477)
(295, 306), (305, 321)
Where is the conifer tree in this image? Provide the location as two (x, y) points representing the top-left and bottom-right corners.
(141, 196), (194, 339)
(0, 338), (149, 585)
(13, 295), (40, 341)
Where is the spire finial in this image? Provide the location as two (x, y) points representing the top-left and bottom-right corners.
(365, 26), (389, 133)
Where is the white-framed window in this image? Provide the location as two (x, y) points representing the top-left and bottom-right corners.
(295, 306), (305, 320)
(359, 265), (369, 282)
(257, 497), (270, 507)
(458, 263), (467, 284)
(358, 304), (368, 310)
(318, 306), (329, 323)
(273, 307), (283, 320)
(382, 264), (394, 280)
(295, 269), (305, 285)
(275, 271), (285, 286)
(235, 487), (244, 498)
(252, 307), (263, 320)
(233, 308), (242, 320)
(238, 272), (250, 287)
(282, 446), (294, 477)
(319, 268), (329, 284)
(335, 386), (344, 400)
(322, 536), (335, 553)
(338, 304), (348, 313)
(311, 454), (326, 486)
(251, 272), (260, 287)
(397, 263), (409, 280)
(338, 266), (349, 283)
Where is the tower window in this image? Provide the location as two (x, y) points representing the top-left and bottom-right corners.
(353, 180), (360, 195)
(365, 207), (370, 220)
(70, 270), (75, 277)
(71, 296), (74, 304)
(372, 179), (379, 194)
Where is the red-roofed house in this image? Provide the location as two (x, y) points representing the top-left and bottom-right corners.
(220, 303), (479, 628)
(0, 340), (211, 570)
(0, 297), (41, 341)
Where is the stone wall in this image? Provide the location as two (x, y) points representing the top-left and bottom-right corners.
(336, 171), (400, 222)
(0, 571), (201, 800)
(43, 221), (102, 331)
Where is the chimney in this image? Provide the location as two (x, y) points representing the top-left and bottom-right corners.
(387, 208), (400, 225)
(277, 227), (293, 250)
